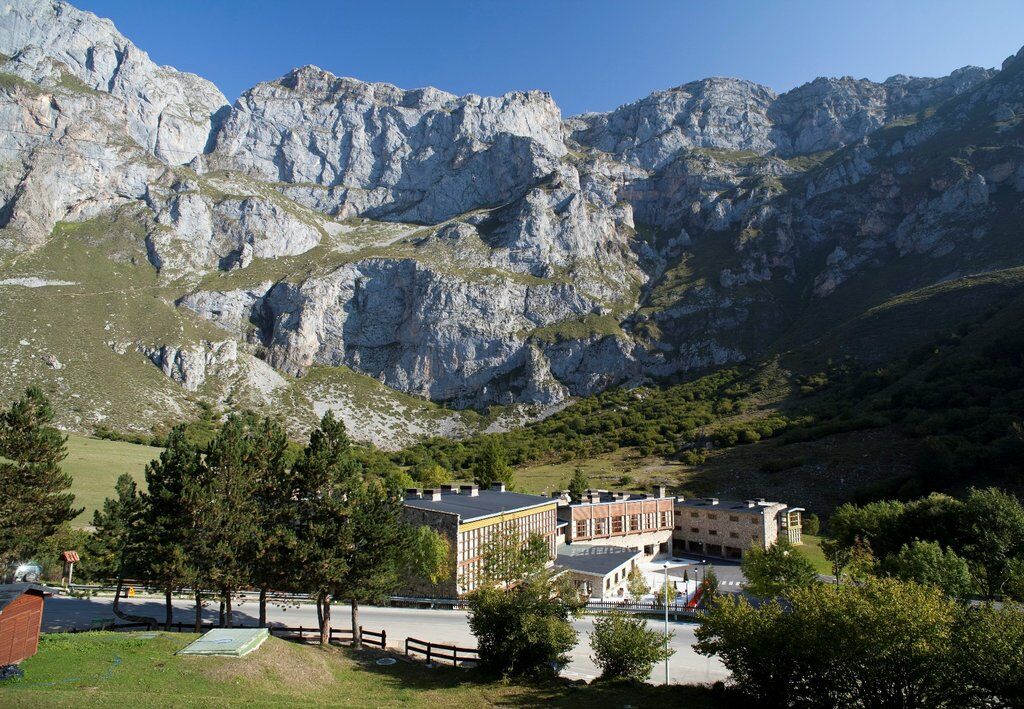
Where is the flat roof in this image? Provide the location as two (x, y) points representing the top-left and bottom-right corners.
(676, 498), (783, 513)
(556, 545), (640, 576)
(404, 489), (554, 523)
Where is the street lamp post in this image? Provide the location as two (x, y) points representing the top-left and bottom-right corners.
(663, 562), (670, 685)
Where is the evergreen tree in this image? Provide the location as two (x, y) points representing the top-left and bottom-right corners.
(143, 425), (202, 630)
(187, 413), (261, 627)
(567, 467), (589, 503)
(293, 412), (359, 644)
(334, 476), (406, 648)
(90, 473), (146, 582)
(473, 438), (513, 489)
(0, 386), (80, 567)
(246, 415), (293, 626)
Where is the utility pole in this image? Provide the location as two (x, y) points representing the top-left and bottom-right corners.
(663, 563), (670, 685)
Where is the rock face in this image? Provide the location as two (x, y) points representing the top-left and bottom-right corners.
(0, 0), (228, 163)
(2, 0), (1024, 429)
(209, 66), (566, 224)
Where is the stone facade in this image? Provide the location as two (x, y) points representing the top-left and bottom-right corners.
(672, 497), (803, 559)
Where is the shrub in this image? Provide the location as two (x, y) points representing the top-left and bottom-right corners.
(589, 611), (674, 682)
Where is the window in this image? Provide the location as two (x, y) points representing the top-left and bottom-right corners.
(690, 512), (699, 518)
(575, 520), (588, 538)
(612, 516), (623, 534)
(595, 518), (608, 535)
(674, 525), (682, 531)
(730, 532), (739, 539)
(690, 527), (699, 534)
(707, 513), (718, 521)
(751, 518), (759, 524)
(729, 515), (739, 522)
(709, 529), (718, 536)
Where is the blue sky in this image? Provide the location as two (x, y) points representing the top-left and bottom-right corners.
(77, 0), (1024, 116)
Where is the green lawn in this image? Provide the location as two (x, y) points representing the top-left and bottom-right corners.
(3, 631), (723, 708)
(63, 434), (160, 527)
(800, 534), (833, 576)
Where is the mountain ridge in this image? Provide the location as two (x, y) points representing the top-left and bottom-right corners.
(0, 0), (1022, 449)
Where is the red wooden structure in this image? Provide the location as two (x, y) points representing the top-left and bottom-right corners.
(0, 583), (54, 665)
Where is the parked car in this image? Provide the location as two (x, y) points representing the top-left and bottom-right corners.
(3, 562), (44, 584)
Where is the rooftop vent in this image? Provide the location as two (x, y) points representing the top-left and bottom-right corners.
(440, 484), (455, 494)
(405, 488), (421, 499)
(460, 484), (479, 497)
(424, 488), (442, 501)
(745, 500), (756, 508)
(652, 485), (667, 498)
(491, 482), (506, 492)
(706, 497), (720, 506)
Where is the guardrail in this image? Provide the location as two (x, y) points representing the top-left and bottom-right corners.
(60, 621), (385, 648)
(404, 637), (478, 667)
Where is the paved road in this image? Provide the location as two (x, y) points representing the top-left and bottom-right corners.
(43, 595), (727, 685)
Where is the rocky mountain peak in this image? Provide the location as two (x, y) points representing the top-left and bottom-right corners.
(0, 0), (228, 164)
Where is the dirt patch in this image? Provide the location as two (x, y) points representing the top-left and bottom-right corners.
(198, 637), (337, 691)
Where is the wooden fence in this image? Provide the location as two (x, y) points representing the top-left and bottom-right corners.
(69, 621), (385, 649)
(404, 636), (478, 667)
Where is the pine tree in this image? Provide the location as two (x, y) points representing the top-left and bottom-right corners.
(334, 476), (406, 648)
(143, 425), (202, 630)
(292, 412), (359, 644)
(473, 438), (513, 489)
(90, 473), (146, 582)
(247, 415), (293, 626)
(0, 386), (81, 567)
(187, 413), (261, 627)
(567, 467), (589, 503)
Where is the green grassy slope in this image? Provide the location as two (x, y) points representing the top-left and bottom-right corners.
(62, 434), (159, 528)
(4, 632), (719, 708)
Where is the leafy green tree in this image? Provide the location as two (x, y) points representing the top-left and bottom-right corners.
(702, 567), (720, 601)
(741, 541), (818, 597)
(292, 412), (359, 644)
(0, 386), (80, 567)
(480, 524), (549, 589)
(821, 537), (851, 585)
(626, 564), (649, 601)
(468, 569), (583, 677)
(653, 581), (677, 607)
(473, 438), (512, 489)
(403, 525), (452, 587)
(590, 611), (673, 681)
(955, 601), (1024, 706)
(696, 596), (795, 705)
(697, 579), (963, 706)
(802, 513), (820, 536)
(881, 541), (973, 598)
(567, 467), (589, 503)
(959, 487), (1024, 598)
(415, 462), (449, 488)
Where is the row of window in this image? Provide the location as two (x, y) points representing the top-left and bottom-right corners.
(572, 510), (671, 539)
(675, 509), (758, 523)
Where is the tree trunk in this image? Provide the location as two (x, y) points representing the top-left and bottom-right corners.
(319, 593), (331, 646)
(110, 559), (157, 629)
(194, 591), (203, 633)
(351, 599), (361, 650)
(225, 592), (233, 627)
(218, 597), (225, 627)
(164, 588), (173, 630)
(259, 587), (267, 628)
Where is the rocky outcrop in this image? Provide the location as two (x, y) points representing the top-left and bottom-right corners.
(209, 65), (566, 223)
(0, 0), (228, 163)
(138, 340), (238, 391)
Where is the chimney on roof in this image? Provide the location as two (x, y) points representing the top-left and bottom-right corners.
(706, 497), (719, 505)
(440, 484), (455, 494)
(491, 482), (506, 493)
(460, 484), (479, 497)
(756, 497), (767, 505)
(653, 485), (667, 498)
(424, 488), (442, 501)
(745, 500), (756, 508)
(405, 488), (421, 500)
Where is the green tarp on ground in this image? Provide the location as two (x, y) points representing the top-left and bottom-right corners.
(176, 628), (269, 657)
